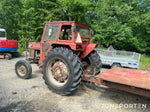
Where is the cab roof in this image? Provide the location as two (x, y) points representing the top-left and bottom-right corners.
(45, 21), (91, 28)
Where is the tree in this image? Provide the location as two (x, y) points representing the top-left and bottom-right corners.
(0, 0), (22, 40)
(0, 0), (149, 54)
(57, 0), (91, 24)
(91, 0), (150, 53)
(18, 0), (62, 41)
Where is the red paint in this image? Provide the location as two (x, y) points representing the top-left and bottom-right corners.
(97, 68), (150, 90)
(82, 68), (150, 97)
(28, 21), (97, 67)
(0, 40), (18, 48)
(28, 42), (40, 50)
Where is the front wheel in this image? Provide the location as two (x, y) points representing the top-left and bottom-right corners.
(15, 60), (32, 79)
(43, 47), (82, 95)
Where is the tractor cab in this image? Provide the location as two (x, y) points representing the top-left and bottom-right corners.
(41, 21), (92, 51)
(29, 21), (98, 67)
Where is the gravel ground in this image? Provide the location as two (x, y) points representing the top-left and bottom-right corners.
(0, 56), (150, 112)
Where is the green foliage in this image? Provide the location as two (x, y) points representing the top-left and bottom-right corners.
(17, 36), (36, 53)
(139, 55), (150, 71)
(0, 0), (149, 53)
(18, 0), (61, 42)
(57, 0), (91, 24)
(0, 0), (22, 40)
(91, 0), (150, 53)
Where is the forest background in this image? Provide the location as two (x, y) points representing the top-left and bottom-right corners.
(0, 0), (149, 54)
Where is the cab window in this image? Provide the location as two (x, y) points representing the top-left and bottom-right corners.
(59, 25), (72, 40)
(43, 24), (59, 41)
(75, 26), (89, 37)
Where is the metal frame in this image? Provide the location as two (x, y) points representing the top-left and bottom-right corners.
(96, 48), (141, 69)
(82, 68), (150, 98)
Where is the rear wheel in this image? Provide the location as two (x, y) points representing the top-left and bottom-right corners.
(15, 60), (32, 79)
(82, 50), (102, 75)
(43, 47), (82, 95)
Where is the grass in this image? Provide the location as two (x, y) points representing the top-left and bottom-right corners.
(139, 54), (150, 71)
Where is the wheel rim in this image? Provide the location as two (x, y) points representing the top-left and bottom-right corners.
(17, 64), (26, 76)
(46, 57), (69, 87)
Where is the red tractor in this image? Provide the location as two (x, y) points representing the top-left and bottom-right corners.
(15, 21), (101, 95)
(15, 21), (150, 98)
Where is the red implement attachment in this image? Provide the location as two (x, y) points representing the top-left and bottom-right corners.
(83, 68), (150, 97)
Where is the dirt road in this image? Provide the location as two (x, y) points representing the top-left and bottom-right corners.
(0, 56), (150, 112)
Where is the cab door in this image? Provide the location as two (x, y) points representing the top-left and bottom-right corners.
(40, 24), (59, 67)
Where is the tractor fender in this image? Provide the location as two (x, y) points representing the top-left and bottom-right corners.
(81, 44), (98, 58)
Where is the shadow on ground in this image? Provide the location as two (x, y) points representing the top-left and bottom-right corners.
(83, 82), (150, 111)
(0, 101), (34, 112)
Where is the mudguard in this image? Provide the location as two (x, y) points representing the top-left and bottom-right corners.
(81, 44), (98, 58)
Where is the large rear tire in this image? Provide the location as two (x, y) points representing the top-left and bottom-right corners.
(82, 50), (102, 75)
(43, 47), (82, 95)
